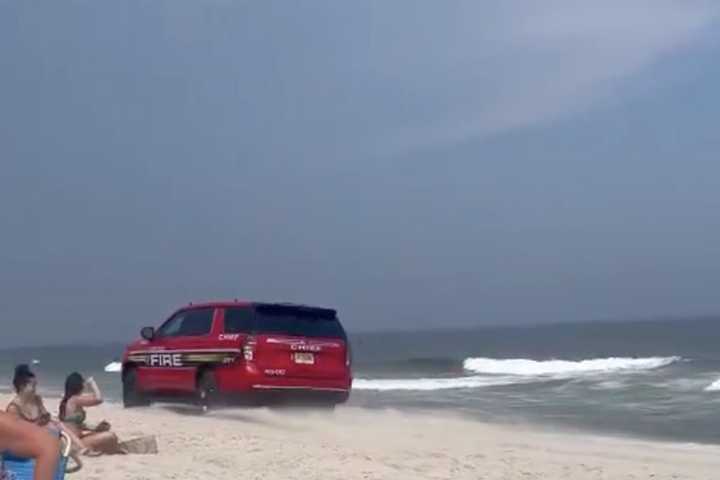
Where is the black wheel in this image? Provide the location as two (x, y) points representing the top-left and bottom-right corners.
(325, 392), (349, 410)
(123, 368), (150, 408)
(334, 392), (350, 405)
(196, 370), (219, 413)
(321, 392), (348, 408)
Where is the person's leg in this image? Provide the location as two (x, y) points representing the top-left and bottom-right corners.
(48, 421), (83, 472)
(0, 412), (60, 480)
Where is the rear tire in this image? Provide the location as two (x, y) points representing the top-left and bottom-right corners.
(327, 392), (349, 410)
(123, 368), (151, 408)
(196, 370), (219, 413)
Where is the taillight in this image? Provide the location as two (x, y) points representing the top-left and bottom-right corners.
(346, 343), (352, 367)
(243, 336), (256, 361)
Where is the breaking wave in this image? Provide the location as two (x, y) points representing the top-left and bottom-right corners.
(353, 375), (532, 391)
(353, 356), (681, 392)
(704, 378), (720, 392)
(463, 356), (681, 376)
(104, 362), (122, 373)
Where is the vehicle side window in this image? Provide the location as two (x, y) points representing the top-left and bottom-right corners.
(156, 314), (184, 338)
(157, 308), (214, 338)
(224, 307), (254, 333)
(178, 308), (214, 336)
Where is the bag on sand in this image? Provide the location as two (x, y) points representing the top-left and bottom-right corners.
(119, 436), (158, 455)
(92, 421), (111, 433)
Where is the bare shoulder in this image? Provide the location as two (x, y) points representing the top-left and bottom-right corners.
(65, 395), (78, 410)
(5, 397), (20, 413)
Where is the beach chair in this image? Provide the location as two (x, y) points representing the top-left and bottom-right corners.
(1, 431), (72, 480)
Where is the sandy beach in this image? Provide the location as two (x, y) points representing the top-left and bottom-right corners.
(3, 394), (718, 480)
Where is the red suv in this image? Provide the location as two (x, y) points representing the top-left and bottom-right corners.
(121, 301), (352, 409)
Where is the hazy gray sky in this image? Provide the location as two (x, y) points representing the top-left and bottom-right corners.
(2, 1), (720, 346)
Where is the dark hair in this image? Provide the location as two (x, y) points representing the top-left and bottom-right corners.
(12, 364), (35, 393)
(59, 372), (85, 420)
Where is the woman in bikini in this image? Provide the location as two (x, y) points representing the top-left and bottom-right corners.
(58, 372), (125, 455)
(5, 364), (84, 471)
(6, 365), (52, 427)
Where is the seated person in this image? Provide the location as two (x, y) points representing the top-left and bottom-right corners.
(58, 372), (126, 455)
(0, 411), (60, 480)
(6, 365), (52, 426)
(6, 364), (84, 470)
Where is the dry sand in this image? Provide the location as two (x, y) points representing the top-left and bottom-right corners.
(2, 394), (719, 479)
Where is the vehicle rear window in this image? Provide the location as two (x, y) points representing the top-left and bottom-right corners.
(254, 304), (346, 339)
(224, 307), (254, 334)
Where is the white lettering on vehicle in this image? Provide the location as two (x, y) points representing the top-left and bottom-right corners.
(264, 369), (286, 376)
(290, 344), (321, 352)
(219, 334), (241, 341)
(148, 353), (183, 367)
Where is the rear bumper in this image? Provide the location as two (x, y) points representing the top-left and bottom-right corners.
(250, 384), (349, 392)
(214, 362), (352, 395)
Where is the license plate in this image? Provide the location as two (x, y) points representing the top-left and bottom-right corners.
(293, 352), (315, 364)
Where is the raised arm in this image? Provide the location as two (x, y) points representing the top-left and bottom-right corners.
(73, 377), (103, 407)
(0, 412), (59, 480)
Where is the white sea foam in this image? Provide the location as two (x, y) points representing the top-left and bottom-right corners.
(463, 356), (680, 376)
(104, 362), (122, 373)
(590, 380), (627, 390)
(352, 375), (532, 391)
(704, 378), (720, 392)
(356, 356), (680, 392)
(653, 377), (710, 392)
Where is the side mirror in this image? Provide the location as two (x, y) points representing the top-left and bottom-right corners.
(140, 327), (155, 341)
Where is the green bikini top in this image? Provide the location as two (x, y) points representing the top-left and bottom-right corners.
(62, 407), (86, 426)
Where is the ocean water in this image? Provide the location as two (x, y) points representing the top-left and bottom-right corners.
(2, 317), (720, 444)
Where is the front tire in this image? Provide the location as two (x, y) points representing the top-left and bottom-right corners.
(123, 368), (151, 408)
